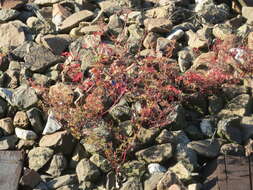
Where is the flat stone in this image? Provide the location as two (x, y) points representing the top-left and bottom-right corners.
(248, 32), (253, 50)
(0, 20), (26, 49)
(28, 147), (54, 171)
(188, 139), (221, 158)
(59, 10), (94, 31)
(135, 143), (173, 163)
(12, 42), (63, 72)
(0, 135), (18, 150)
(242, 6), (253, 23)
(15, 127), (37, 140)
(41, 34), (72, 55)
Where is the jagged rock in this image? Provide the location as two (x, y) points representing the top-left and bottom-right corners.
(39, 130), (75, 156)
(76, 159), (101, 183)
(148, 163), (167, 174)
(41, 34), (72, 55)
(0, 0), (27, 9)
(121, 177), (143, 190)
(200, 118), (215, 138)
(155, 129), (175, 144)
(178, 48), (193, 72)
(98, 1), (121, 16)
(144, 18), (173, 33)
(43, 111), (62, 135)
(143, 32), (158, 49)
(135, 143), (173, 163)
(28, 147), (54, 171)
(188, 183), (202, 190)
(0, 9), (19, 22)
(188, 138), (221, 158)
(169, 161), (193, 182)
(217, 115), (242, 143)
(0, 135), (18, 150)
(208, 95), (224, 114)
(46, 154), (67, 177)
(26, 108), (44, 134)
(15, 127), (37, 140)
(241, 116), (253, 142)
(212, 24), (234, 40)
(49, 83), (75, 105)
(69, 143), (89, 169)
(157, 170), (187, 190)
(167, 105), (187, 130)
(46, 174), (78, 189)
(12, 42), (63, 72)
(89, 153), (111, 173)
(184, 125), (204, 140)
(16, 139), (35, 150)
(144, 172), (164, 190)
(242, 6), (253, 24)
(109, 105), (132, 122)
(0, 117), (13, 135)
(0, 20), (26, 49)
(13, 111), (29, 128)
(108, 14), (124, 35)
(20, 168), (41, 189)
(137, 127), (161, 145)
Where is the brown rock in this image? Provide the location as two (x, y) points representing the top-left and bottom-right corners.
(41, 34), (72, 55)
(143, 32), (158, 49)
(144, 18), (173, 33)
(59, 10), (94, 31)
(20, 168), (41, 188)
(13, 111), (29, 128)
(157, 170), (186, 190)
(0, 0), (27, 9)
(39, 130), (76, 155)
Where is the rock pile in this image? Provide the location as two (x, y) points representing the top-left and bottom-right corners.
(0, 0), (253, 190)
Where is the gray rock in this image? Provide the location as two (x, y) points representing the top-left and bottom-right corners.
(20, 168), (41, 188)
(15, 127), (37, 140)
(178, 49), (193, 72)
(0, 135), (18, 150)
(28, 147), (54, 171)
(0, 98), (8, 118)
(0, 117), (13, 135)
(169, 161), (193, 181)
(143, 32), (158, 49)
(69, 143), (89, 169)
(188, 138), (221, 158)
(208, 95), (224, 114)
(12, 42), (63, 72)
(0, 20), (26, 49)
(200, 118), (215, 138)
(155, 129), (175, 144)
(171, 130), (190, 144)
(109, 105), (132, 122)
(33, 181), (49, 190)
(43, 111), (62, 135)
(59, 10), (94, 31)
(76, 159), (101, 183)
(135, 143), (173, 163)
(41, 34), (72, 55)
(184, 125), (204, 140)
(167, 29), (184, 41)
(218, 94), (252, 117)
(137, 127), (161, 145)
(39, 130), (75, 156)
(26, 108), (44, 134)
(157, 170), (187, 190)
(47, 174), (78, 189)
(212, 24), (234, 40)
(98, 1), (121, 16)
(122, 160), (146, 177)
(89, 153), (111, 173)
(217, 115), (242, 144)
(12, 85), (38, 109)
(197, 1), (230, 25)
(148, 163), (166, 174)
(167, 104), (187, 130)
(46, 154), (67, 177)
(26, 16), (54, 35)
(108, 14), (124, 35)
(0, 9), (19, 22)
(144, 18), (173, 33)
(144, 172), (164, 190)
(220, 143), (245, 156)
(121, 177), (143, 190)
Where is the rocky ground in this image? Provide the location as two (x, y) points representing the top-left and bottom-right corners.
(0, 0), (253, 189)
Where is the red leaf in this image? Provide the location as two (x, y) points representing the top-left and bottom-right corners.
(71, 72), (83, 82)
